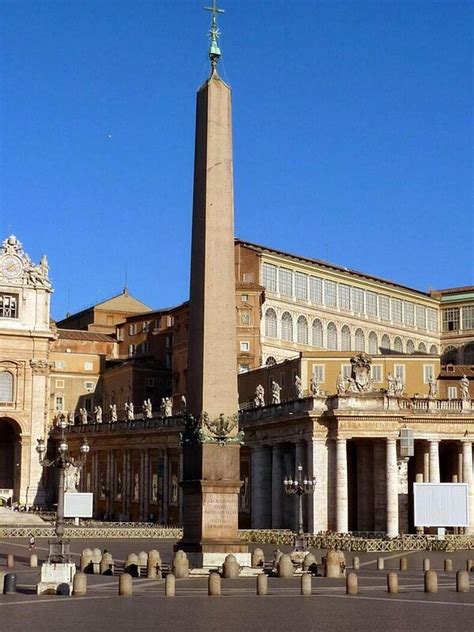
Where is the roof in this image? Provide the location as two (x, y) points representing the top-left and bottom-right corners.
(435, 286), (474, 295)
(57, 288), (152, 323)
(57, 329), (115, 342)
(122, 301), (189, 323)
(439, 365), (474, 378)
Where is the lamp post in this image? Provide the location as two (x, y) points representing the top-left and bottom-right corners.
(36, 416), (90, 563)
(284, 463), (316, 551)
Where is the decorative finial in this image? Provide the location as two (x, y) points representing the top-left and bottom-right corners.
(204, 0), (225, 73)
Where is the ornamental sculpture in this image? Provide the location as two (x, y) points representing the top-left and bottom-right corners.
(310, 373), (320, 396)
(94, 405), (102, 423)
(348, 353), (373, 393)
(294, 375), (304, 399)
(254, 384), (265, 407)
(180, 411), (244, 446)
(125, 401), (135, 421)
(0, 235), (51, 288)
(109, 403), (118, 422)
(460, 375), (470, 401)
(271, 380), (281, 405)
(143, 398), (153, 419)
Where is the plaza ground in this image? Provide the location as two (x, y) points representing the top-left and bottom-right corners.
(1, 538), (473, 631)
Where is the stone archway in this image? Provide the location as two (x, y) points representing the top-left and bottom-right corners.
(0, 418), (21, 504)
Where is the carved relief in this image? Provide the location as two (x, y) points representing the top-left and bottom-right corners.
(0, 235), (51, 289)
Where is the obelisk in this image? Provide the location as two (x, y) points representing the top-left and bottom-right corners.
(176, 2), (250, 567)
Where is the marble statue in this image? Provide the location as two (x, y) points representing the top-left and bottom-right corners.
(64, 464), (80, 493)
(460, 375), (470, 401)
(68, 411), (75, 426)
(386, 372), (396, 396)
(109, 403), (118, 422)
(427, 377), (437, 399)
(254, 384), (265, 408)
(345, 377), (358, 393)
(395, 375), (404, 397)
(94, 405), (102, 424)
(125, 402), (135, 421)
(181, 395), (187, 413)
(79, 408), (88, 424)
(160, 397), (173, 417)
(336, 372), (345, 395)
(143, 398), (153, 419)
(294, 375), (304, 399)
(350, 353), (372, 393)
(310, 373), (320, 397)
(271, 380), (281, 405)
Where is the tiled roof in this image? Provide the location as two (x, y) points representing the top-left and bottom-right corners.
(57, 329), (115, 342)
(439, 364), (474, 378)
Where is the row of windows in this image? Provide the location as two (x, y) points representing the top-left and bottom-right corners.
(54, 360), (94, 371)
(264, 309), (438, 355)
(261, 263), (438, 331)
(309, 363), (435, 385)
(0, 294), (18, 319)
(442, 306), (474, 332)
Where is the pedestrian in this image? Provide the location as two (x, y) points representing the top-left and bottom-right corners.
(28, 534), (36, 551)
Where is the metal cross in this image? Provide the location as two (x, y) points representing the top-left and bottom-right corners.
(204, 0), (225, 70)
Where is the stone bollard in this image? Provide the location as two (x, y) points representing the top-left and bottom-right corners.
(423, 558), (430, 571)
(424, 570), (438, 593)
(387, 572), (398, 594)
(100, 553), (114, 576)
(0, 571), (5, 594)
(353, 556), (360, 571)
(208, 571), (221, 596)
(303, 553), (317, 574)
(119, 573), (133, 596)
(4, 573), (16, 594)
(377, 557), (384, 571)
(147, 558), (157, 580)
(467, 559), (473, 572)
(325, 550), (345, 578)
(30, 554), (38, 568)
(456, 570), (470, 593)
(6, 554), (14, 569)
(125, 553), (139, 578)
(277, 554), (294, 578)
(92, 548), (102, 575)
(256, 573), (268, 596)
(148, 550), (162, 577)
(172, 551), (190, 579)
(400, 557), (408, 571)
(80, 548), (93, 573)
(301, 573), (312, 596)
(138, 551), (148, 573)
(346, 572), (358, 595)
(73, 571), (87, 596)
(222, 554), (240, 579)
(252, 548), (265, 568)
(444, 559), (453, 572)
(165, 573), (176, 597)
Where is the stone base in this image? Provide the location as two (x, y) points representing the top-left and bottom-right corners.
(37, 562), (76, 595)
(186, 551), (252, 569)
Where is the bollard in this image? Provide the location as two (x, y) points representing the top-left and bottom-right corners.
(4, 573), (16, 594)
(353, 556), (360, 571)
(125, 553), (139, 578)
(456, 570), (469, 593)
(208, 571), (221, 596)
(399, 557), (408, 571)
(377, 557), (384, 571)
(30, 554), (38, 568)
(80, 549), (93, 573)
(252, 548), (265, 567)
(73, 571), (87, 596)
(325, 550), (345, 578)
(165, 573), (175, 597)
(172, 552), (190, 579)
(222, 554), (240, 579)
(423, 558), (430, 571)
(303, 553), (317, 574)
(100, 553), (114, 576)
(147, 558), (157, 580)
(346, 572), (358, 595)
(444, 559), (453, 572)
(92, 548), (102, 575)
(387, 572), (398, 594)
(424, 570), (438, 593)
(148, 549), (160, 560)
(256, 573), (268, 596)
(119, 573), (133, 596)
(301, 573), (312, 596)
(138, 551), (148, 574)
(277, 554), (294, 578)
(0, 571), (5, 594)
(467, 559), (473, 572)
(6, 554), (14, 569)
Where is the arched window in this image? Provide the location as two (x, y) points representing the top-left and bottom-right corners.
(312, 319), (323, 348)
(266, 356), (277, 366)
(327, 322), (338, 350)
(368, 331), (378, 355)
(429, 344), (438, 355)
(417, 342), (426, 354)
(406, 340), (415, 354)
(297, 316), (308, 344)
(264, 308), (277, 338)
(355, 328), (365, 352)
(381, 334), (391, 351)
(464, 343), (474, 364)
(0, 372), (13, 402)
(394, 337), (403, 353)
(442, 345), (457, 364)
(281, 312), (293, 341)
(341, 325), (351, 351)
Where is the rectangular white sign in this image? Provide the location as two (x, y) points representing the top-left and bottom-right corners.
(413, 483), (468, 527)
(64, 492), (93, 518)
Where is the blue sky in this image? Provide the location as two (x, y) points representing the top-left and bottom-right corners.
(1, 0), (472, 319)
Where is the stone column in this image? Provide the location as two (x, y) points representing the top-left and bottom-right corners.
(271, 444), (284, 528)
(458, 447), (463, 484)
(386, 438), (399, 538)
(397, 458), (409, 534)
(307, 438), (328, 533)
(357, 443), (373, 532)
(373, 441), (386, 532)
(143, 448), (149, 522)
(294, 440), (306, 529)
(429, 440), (440, 483)
(423, 443), (430, 484)
(336, 438), (348, 533)
(251, 446), (272, 528)
(462, 441), (474, 534)
(163, 450), (169, 524)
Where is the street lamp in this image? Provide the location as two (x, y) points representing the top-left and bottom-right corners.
(284, 463), (316, 551)
(36, 416), (90, 562)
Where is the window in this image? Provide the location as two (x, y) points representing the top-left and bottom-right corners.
(447, 386), (458, 400)
(84, 362), (93, 371)
(0, 372), (13, 402)
(129, 323), (137, 335)
(241, 294), (249, 302)
(341, 325), (351, 351)
(371, 365), (382, 383)
(265, 356), (277, 366)
(442, 346), (457, 364)
(379, 295), (390, 321)
(0, 294), (18, 318)
(429, 344), (438, 355)
(147, 378), (155, 387)
(142, 321), (149, 333)
(312, 364), (325, 382)
(462, 306), (474, 330)
(352, 288), (364, 315)
(368, 331), (378, 355)
(416, 305), (426, 329)
(165, 335), (172, 348)
(55, 395), (65, 412)
(427, 308), (438, 332)
(423, 364), (435, 383)
(309, 277), (323, 304)
(264, 308), (277, 338)
(394, 337), (403, 353)
(262, 263), (277, 292)
(116, 328), (124, 342)
(278, 268), (293, 297)
(342, 364), (351, 379)
(281, 312), (293, 341)
(55, 360), (66, 369)
(405, 340), (414, 354)
(404, 302), (415, 327)
(296, 316), (308, 344)
(366, 292), (378, 317)
(327, 322), (337, 350)
(312, 319), (323, 347)
(129, 344), (135, 356)
(55, 379), (65, 388)
(84, 381), (94, 392)
(394, 364), (405, 382)
(240, 310), (250, 325)
(381, 334), (391, 351)
(442, 308), (460, 332)
(240, 341), (250, 351)
(324, 280), (337, 307)
(239, 364), (250, 373)
(294, 273), (308, 300)
(354, 328), (365, 352)
(165, 353), (171, 369)
(464, 343), (474, 364)
(418, 342), (427, 353)
(338, 284), (351, 311)
(391, 299), (403, 324)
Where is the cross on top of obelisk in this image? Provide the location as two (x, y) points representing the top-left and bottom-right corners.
(204, 0), (224, 72)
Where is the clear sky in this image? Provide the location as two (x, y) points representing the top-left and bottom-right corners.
(1, 1), (472, 320)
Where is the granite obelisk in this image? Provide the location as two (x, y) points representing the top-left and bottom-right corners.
(176, 2), (249, 567)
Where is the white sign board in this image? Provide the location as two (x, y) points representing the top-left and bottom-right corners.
(413, 483), (468, 527)
(64, 492), (93, 518)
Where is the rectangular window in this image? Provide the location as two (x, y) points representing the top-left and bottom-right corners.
(394, 364), (405, 382)
(55, 361), (66, 369)
(324, 280), (337, 307)
(462, 306), (474, 330)
(278, 267), (293, 297)
(379, 295), (390, 321)
(423, 364), (435, 383)
(165, 353), (171, 369)
(371, 365), (382, 383)
(116, 328), (124, 342)
(55, 395), (64, 412)
(128, 344), (135, 356)
(352, 287), (365, 315)
(427, 308), (438, 332)
(241, 294), (249, 302)
(342, 364), (352, 379)
(338, 284), (351, 311)
(311, 364), (325, 383)
(0, 294), (18, 318)
(442, 307), (460, 332)
(142, 321), (149, 333)
(416, 305), (426, 329)
(294, 272), (308, 300)
(309, 277), (323, 304)
(262, 263), (277, 293)
(240, 341), (250, 351)
(404, 302), (415, 327)
(366, 291), (378, 317)
(141, 341), (149, 353)
(391, 299), (403, 324)
(447, 386), (458, 400)
(55, 379), (65, 389)
(84, 381), (94, 392)
(129, 324), (136, 335)
(84, 362), (93, 371)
